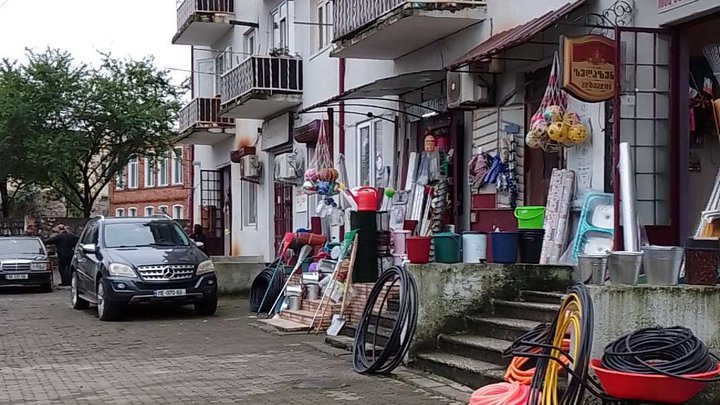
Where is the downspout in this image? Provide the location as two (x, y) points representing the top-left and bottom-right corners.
(339, 58), (346, 237)
(189, 145), (195, 228)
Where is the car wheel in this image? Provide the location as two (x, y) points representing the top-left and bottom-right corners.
(71, 273), (89, 310)
(194, 293), (218, 316)
(97, 280), (121, 321)
(41, 282), (53, 293)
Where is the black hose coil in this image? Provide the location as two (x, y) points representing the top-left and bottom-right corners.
(352, 265), (418, 375)
(249, 261), (284, 313)
(602, 326), (720, 381)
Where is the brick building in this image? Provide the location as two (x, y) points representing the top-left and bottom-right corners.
(109, 145), (194, 221)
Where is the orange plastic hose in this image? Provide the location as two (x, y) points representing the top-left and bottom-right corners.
(504, 339), (571, 385)
(469, 382), (530, 405)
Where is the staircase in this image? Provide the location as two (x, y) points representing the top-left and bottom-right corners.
(413, 290), (564, 389)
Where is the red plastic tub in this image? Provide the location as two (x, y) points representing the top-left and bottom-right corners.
(590, 359), (720, 404)
(406, 236), (431, 264)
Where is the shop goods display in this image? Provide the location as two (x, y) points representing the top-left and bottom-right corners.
(310, 232), (357, 332)
(249, 258), (285, 313)
(518, 229), (545, 264)
(462, 231), (487, 263)
(540, 169), (575, 264)
(642, 246), (685, 286)
(607, 251), (643, 286)
(694, 165), (720, 238)
(619, 142), (640, 251)
(267, 245), (313, 317)
(491, 231), (519, 264)
(327, 235), (359, 336)
(570, 192), (614, 260)
(514, 206), (545, 230)
(576, 253), (608, 285)
(303, 121), (340, 196)
(352, 265), (418, 375)
(433, 232), (462, 264)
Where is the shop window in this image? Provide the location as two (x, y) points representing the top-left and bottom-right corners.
(357, 120), (384, 187)
(243, 181), (258, 227)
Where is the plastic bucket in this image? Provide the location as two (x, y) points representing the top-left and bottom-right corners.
(393, 230), (410, 255)
(514, 206), (546, 229)
(608, 251), (643, 285)
(462, 232), (487, 263)
(491, 232), (519, 264)
(577, 254), (608, 285)
(406, 236), (432, 264)
(433, 232), (462, 264)
(518, 229), (545, 264)
(642, 246), (684, 286)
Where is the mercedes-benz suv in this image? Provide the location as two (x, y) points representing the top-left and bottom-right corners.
(70, 215), (218, 321)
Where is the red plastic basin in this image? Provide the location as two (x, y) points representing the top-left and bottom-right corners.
(590, 359), (720, 404)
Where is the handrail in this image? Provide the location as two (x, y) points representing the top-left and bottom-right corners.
(221, 56), (303, 105)
(177, 0), (234, 30)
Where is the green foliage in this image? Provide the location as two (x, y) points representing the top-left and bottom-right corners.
(0, 49), (182, 217)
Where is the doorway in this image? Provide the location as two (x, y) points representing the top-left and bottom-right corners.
(273, 182), (293, 255)
(200, 170), (225, 256)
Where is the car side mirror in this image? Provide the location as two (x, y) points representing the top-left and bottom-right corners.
(195, 241), (205, 248)
(81, 244), (97, 254)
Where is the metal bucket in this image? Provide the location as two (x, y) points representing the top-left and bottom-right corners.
(608, 251), (643, 286)
(286, 295), (301, 311)
(305, 284), (320, 301)
(642, 246), (684, 286)
(577, 253), (608, 285)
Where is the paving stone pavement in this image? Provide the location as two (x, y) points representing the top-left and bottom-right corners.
(0, 288), (459, 404)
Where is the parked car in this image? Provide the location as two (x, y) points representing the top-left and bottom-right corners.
(0, 236), (53, 292)
(70, 215), (218, 321)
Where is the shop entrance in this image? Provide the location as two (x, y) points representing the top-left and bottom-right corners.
(200, 169), (225, 256)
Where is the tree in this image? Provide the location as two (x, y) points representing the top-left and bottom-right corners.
(20, 50), (182, 217)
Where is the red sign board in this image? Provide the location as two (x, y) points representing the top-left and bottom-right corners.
(561, 35), (616, 103)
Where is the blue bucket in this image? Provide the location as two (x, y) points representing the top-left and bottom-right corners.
(491, 232), (519, 264)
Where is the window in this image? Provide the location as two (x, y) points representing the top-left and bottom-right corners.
(115, 171), (125, 190)
(144, 157), (156, 188)
(243, 182), (258, 227)
(159, 206), (169, 215)
(157, 155), (169, 186)
(115, 208), (125, 217)
(145, 206), (154, 217)
(128, 207), (137, 217)
(357, 120), (383, 187)
(316, 0), (333, 50)
(272, 3), (288, 50)
(103, 221), (190, 248)
(127, 157), (138, 189)
(172, 148), (183, 185)
(172, 205), (184, 220)
(81, 219), (99, 245)
(243, 29), (256, 58)
(214, 48), (233, 95)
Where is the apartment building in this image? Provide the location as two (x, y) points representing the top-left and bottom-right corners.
(109, 145), (193, 223)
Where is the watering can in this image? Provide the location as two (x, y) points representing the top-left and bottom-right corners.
(351, 187), (378, 211)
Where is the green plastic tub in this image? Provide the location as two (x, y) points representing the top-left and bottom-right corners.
(514, 206), (546, 230)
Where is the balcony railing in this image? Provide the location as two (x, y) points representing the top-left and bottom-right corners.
(333, 0), (485, 40)
(176, 0), (234, 31)
(221, 56), (303, 105)
(179, 97), (233, 133)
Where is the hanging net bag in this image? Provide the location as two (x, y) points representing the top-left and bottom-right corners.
(303, 120), (339, 196)
(526, 52), (568, 154)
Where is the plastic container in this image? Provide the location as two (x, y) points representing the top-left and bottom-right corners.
(392, 230), (410, 255)
(608, 251), (643, 285)
(577, 254), (608, 285)
(491, 232), (519, 264)
(462, 232), (487, 263)
(518, 229), (545, 264)
(642, 246), (684, 286)
(406, 236), (431, 264)
(433, 232), (462, 263)
(355, 187), (378, 211)
(514, 206), (546, 230)
(590, 359), (720, 404)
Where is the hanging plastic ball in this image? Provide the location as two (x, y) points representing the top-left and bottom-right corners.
(525, 130), (541, 149)
(317, 168), (329, 181)
(543, 105), (564, 123)
(564, 112), (580, 126)
(385, 187), (396, 198)
(326, 168), (339, 183)
(568, 123), (590, 144)
(547, 121), (567, 142)
(304, 168), (318, 182)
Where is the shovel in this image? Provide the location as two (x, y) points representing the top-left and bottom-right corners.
(326, 235), (358, 336)
(268, 244), (313, 318)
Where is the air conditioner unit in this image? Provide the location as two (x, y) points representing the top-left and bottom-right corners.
(241, 155), (260, 178)
(275, 153), (296, 180)
(447, 68), (491, 110)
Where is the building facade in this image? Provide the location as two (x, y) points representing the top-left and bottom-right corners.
(109, 145), (193, 222)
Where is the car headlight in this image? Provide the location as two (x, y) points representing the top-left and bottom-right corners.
(108, 263), (137, 278)
(196, 260), (215, 275)
(31, 262), (49, 271)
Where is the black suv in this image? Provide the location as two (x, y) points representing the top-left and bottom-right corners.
(71, 215), (218, 321)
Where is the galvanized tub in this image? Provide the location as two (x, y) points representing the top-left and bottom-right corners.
(642, 246), (684, 286)
(608, 251), (643, 286)
(577, 253), (609, 285)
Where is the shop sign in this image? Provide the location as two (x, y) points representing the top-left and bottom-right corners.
(561, 35), (616, 103)
(657, 0), (700, 14)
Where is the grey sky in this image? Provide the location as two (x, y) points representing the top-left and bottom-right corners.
(0, 0), (189, 85)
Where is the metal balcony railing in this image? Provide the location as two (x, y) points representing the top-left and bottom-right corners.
(177, 0), (234, 30)
(333, 0), (485, 40)
(221, 56), (303, 105)
(179, 97), (233, 133)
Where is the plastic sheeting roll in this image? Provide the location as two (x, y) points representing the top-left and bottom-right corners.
(619, 143), (639, 251)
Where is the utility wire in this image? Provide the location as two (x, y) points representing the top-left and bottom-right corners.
(0, 0), (10, 10)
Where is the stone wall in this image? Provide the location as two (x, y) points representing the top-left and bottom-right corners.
(212, 256), (268, 296)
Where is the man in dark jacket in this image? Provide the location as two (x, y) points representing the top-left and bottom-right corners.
(44, 224), (79, 287)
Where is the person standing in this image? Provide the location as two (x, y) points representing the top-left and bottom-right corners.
(192, 224), (208, 254)
(44, 224), (79, 287)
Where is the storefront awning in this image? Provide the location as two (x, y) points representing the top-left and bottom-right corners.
(298, 70), (445, 113)
(451, 0), (587, 69)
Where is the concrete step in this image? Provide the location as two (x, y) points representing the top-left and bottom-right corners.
(324, 335), (383, 355)
(279, 309), (331, 328)
(492, 299), (560, 323)
(413, 352), (506, 390)
(520, 290), (566, 305)
(437, 334), (512, 366)
(301, 299), (342, 314)
(466, 315), (542, 341)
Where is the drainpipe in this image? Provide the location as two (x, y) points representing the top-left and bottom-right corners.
(188, 145), (195, 227)
(338, 58), (346, 238)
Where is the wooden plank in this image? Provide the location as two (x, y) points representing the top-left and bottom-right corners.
(258, 318), (310, 332)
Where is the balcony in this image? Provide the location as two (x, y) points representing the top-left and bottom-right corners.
(173, 0), (234, 46)
(220, 56), (303, 120)
(332, 0), (487, 60)
(177, 97), (234, 145)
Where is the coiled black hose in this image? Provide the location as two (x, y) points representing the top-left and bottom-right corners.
(249, 261), (284, 313)
(602, 326), (720, 382)
(352, 265), (418, 375)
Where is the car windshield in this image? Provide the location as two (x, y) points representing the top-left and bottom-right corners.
(104, 222), (190, 248)
(0, 239), (44, 255)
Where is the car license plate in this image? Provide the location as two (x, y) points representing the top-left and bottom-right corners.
(154, 289), (186, 297)
(6, 274), (28, 280)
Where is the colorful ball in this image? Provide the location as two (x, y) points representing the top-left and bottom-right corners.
(567, 123), (589, 144)
(525, 130), (541, 149)
(304, 168), (318, 182)
(302, 180), (316, 194)
(543, 105), (565, 123)
(564, 112), (580, 126)
(547, 122), (568, 142)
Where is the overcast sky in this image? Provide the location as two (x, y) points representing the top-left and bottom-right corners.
(0, 0), (189, 86)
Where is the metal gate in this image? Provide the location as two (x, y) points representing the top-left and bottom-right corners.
(274, 182), (293, 255)
(613, 27), (678, 247)
(201, 170), (225, 256)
